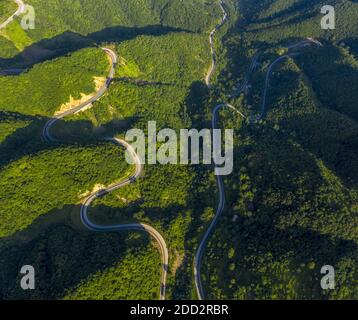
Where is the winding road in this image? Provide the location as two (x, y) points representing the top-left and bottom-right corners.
(42, 47), (169, 300)
(195, 0), (322, 300)
(256, 54), (293, 121)
(194, 102), (245, 300)
(4, 0), (322, 301)
(195, 0), (248, 301)
(0, 0), (25, 30)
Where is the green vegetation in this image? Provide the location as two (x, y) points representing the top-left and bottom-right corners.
(0, 47), (108, 116)
(0, 0), (221, 58)
(115, 32), (210, 85)
(201, 0), (358, 300)
(1, 225), (161, 300)
(62, 29), (218, 299)
(0, 0), (357, 300)
(0, 143), (132, 238)
(0, 20), (33, 51)
(0, 0), (218, 300)
(0, 35), (17, 58)
(63, 241), (161, 300)
(0, 0), (16, 23)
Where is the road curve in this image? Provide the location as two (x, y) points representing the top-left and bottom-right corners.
(205, 0), (228, 87)
(196, 0), (249, 300)
(43, 48), (117, 143)
(230, 52), (260, 98)
(257, 54), (292, 121)
(194, 103), (245, 300)
(0, 0), (25, 30)
(80, 137), (168, 301)
(196, 0), (233, 301)
(196, 33), (322, 299)
(42, 48), (169, 300)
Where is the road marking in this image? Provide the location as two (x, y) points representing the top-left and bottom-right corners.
(42, 48), (168, 300)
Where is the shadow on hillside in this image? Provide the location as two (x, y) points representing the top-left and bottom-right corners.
(282, 112), (358, 189)
(222, 41), (358, 189)
(200, 125), (357, 299)
(255, 80), (356, 185)
(0, 24), (192, 69)
(245, 10), (318, 35)
(261, 66), (301, 118)
(254, 0), (323, 25)
(342, 37), (358, 57)
(209, 216), (357, 299)
(237, 0), (276, 24)
(215, 27), (314, 95)
(295, 44), (358, 120)
(0, 110), (140, 171)
(0, 204), (161, 300)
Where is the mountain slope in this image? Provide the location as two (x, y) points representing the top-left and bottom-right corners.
(202, 0), (358, 300)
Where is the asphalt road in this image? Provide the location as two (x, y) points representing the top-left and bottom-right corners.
(196, 0), (322, 299)
(42, 48), (169, 300)
(43, 48), (117, 142)
(230, 52), (260, 98)
(80, 137), (168, 300)
(257, 38), (322, 121)
(0, 0), (25, 30)
(205, 0), (228, 87)
(257, 54), (292, 121)
(30, 1), (321, 300)
(196, 0), (246, 301)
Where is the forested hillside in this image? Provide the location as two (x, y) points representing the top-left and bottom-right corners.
(0, 0), (219, 300)
(0, 48), (108, 116)
(0, 0), (221, 60)
(202, 0), (358, 300)
(0, 0), (357, 301)
(0, 0), (16, 23)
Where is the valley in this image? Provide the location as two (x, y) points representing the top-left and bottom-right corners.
(0, 0), (357, 301)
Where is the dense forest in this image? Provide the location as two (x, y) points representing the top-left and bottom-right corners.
(201, 0), (358, 300)
(0, 0), (16, 23)
(0, 48), (108, 116)
(0, 0), (221, 59)
(0, 0), (357, 300)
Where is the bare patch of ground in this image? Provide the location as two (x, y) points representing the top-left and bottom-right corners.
(55, 76), (106, 116)
(116, 195), (129, 204)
